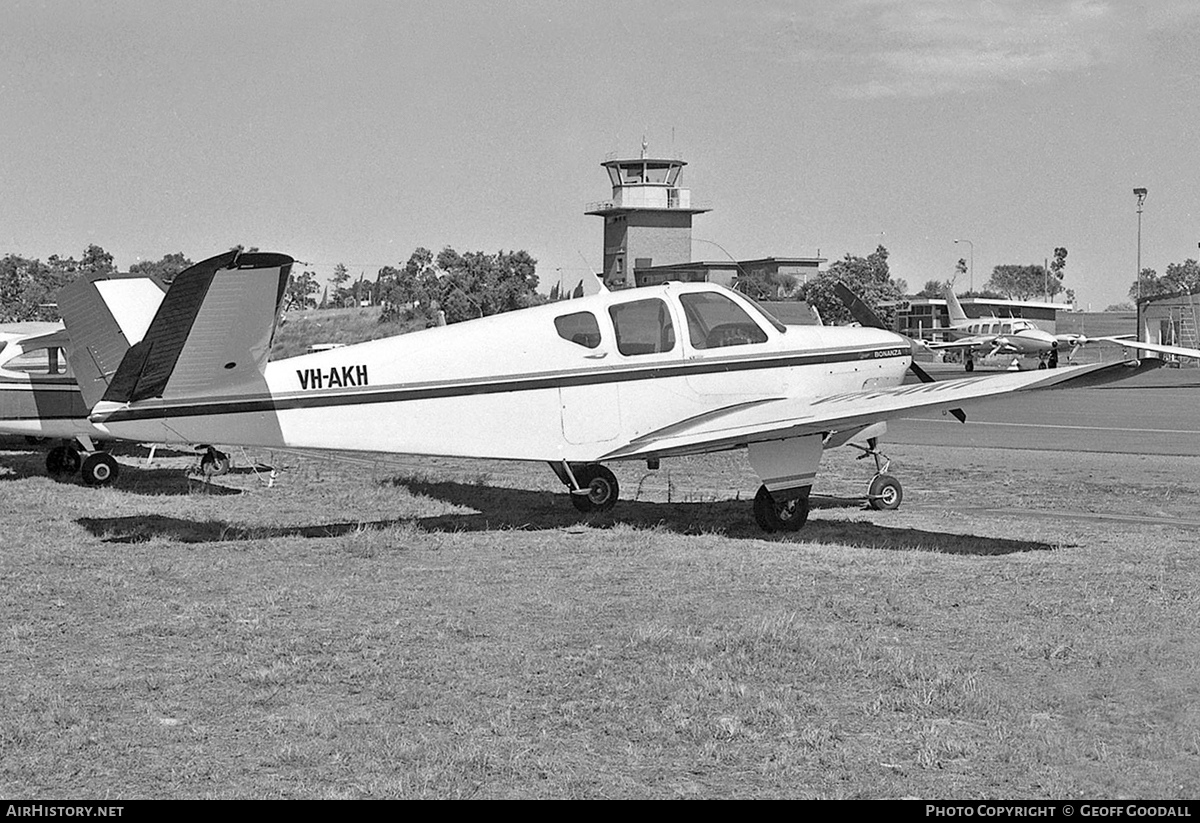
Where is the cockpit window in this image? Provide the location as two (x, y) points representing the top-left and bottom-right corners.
(609, 298), (675, 356)
(679, 292), (769, 349)
(554, 311), (602, 349)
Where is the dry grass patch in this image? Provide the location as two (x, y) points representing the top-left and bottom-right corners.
(1, 438), (1198, 798)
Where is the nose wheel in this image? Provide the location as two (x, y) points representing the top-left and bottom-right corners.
(850, 437), (903, 511)
(867, 474), (903, 510)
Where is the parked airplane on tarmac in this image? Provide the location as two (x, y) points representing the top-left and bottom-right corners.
(1, 274), (230, 484)
(61, 250), (1137, 532)
(921, 285), (1130, 371)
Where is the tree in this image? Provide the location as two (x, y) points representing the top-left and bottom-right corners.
(129, 252), (193, 285)
(798, 245), (905, 326)
(378, 246), (543, 326)
(331, 263), (351, 306)
(1129, 267), (1164, 302)
(916, 279), (950, 299)
(283, 270), (320, 311)
(0, 255), (54, 321)
(954, 257), (968, 284)
(987, 263), (1063, 301)
(732, 269), (798, 301)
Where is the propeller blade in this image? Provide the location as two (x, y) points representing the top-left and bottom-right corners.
(833, 282), (884, 328)
(834, 281), (967, 423)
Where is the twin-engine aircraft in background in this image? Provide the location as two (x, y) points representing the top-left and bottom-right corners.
(60, 250), (1137, 532)
(921, 285), (1130, 371)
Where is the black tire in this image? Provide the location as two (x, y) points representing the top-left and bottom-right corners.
(752, 485), (810, 532)
(1038, 361), (1047, 370)
(867, 474), (903, 511)
(46, 446), (81, 476)
(81, 452), (119, 487)
(569, 464), (619, 513)
(964, 358), (975, 372)
(201, 450), (231, 476)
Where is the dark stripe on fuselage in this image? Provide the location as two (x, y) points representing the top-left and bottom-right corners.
(98, 345), (910, 424)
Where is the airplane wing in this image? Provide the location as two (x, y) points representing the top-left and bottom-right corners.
(1111, 339), (1200, 360)
(922, 335), (994, 351)
(599, 361), (1132, 461)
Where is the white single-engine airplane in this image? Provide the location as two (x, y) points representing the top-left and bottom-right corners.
(61, 250), (1138, 532)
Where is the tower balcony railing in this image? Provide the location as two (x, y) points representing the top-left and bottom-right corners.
(585, 195), (712, 213)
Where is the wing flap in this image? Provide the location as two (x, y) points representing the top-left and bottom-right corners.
(600, 361), (1130, 461)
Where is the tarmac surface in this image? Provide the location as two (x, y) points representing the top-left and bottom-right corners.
(891, 361), (1200, 456)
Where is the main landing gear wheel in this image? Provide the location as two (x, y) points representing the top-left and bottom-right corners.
(200, 449), (231, 476)
(753, 485), (810, 533)
(570, 464), (619, 513)
(81, 452), (119, 487)
(867, 474), (903, 511)
(46, 445), (82, 476)
(964, 357), (975, 372)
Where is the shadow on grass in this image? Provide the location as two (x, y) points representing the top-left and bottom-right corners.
(0, 451), (241, 495)
(400, 479), (1060, 555)
(78, 514), (389, 544)
(78, 480), (1060, 555)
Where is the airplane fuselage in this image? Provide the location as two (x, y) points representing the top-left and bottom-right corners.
(0, 326), (103, 440)
(944, 318), (1058, 356)
(92, 283), (914, 463)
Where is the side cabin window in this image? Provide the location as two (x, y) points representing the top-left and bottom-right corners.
(999, 323), (1013, 335)
(608, 298), (675, 356)
(554, 311), (602, 349)
(5, 346), (69, 376)
(679, 292), (769, 349)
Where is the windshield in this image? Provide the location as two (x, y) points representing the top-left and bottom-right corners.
(737, 293), (787, 333)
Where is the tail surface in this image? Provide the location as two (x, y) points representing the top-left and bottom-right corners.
(943, 283), (969, 326)
(65, 250), (293, 407)
(57, 273), (168, 409)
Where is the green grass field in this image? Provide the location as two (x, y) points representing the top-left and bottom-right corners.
(2, 439), (1198, 798)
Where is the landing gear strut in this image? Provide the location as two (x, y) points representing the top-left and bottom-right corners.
(849, 436), (904, 511)
(552, 462), (620, 513)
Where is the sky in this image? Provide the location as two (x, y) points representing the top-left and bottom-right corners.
(1, 0), (1197, 310)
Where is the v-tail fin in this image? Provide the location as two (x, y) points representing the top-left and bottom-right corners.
(64, 250), (293, 407)
(57, 273), (168, 409)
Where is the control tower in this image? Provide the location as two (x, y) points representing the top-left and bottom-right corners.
(586, 145), (709, 289)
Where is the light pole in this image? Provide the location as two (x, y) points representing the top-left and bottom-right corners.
(954, 239), (974, 293)
(1134, 188), (1148, 301)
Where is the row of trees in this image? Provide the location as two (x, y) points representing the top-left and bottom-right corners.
(1, 245), (197, 323)
(1130, 259), (1200, 302)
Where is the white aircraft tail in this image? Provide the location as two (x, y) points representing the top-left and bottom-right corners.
(57, 273), (168, 409)
(63, 250), (293, 406)
(943, 283), (969, 326)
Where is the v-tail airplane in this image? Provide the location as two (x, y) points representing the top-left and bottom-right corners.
(61, 250), (1140, 532)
